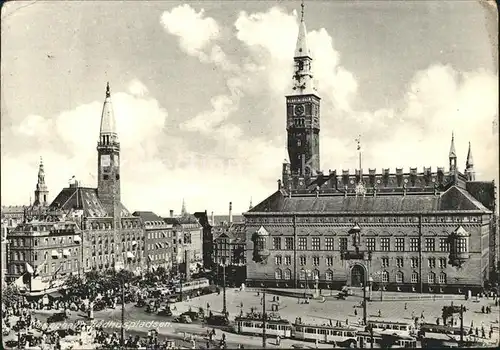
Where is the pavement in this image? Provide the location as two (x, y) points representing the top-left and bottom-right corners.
(23, 288), (500, 348)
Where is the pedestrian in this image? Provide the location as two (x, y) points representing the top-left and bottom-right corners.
(481, 305), (485, 313)
(378, 309), (381, 317)
(276, 335), (281, 346)
(404, 303), (407, 310)
(354, 308), (358, 316)
(315, 338), (319, 349)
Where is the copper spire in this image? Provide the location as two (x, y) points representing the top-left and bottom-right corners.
(466, 142), (474, 167)
(449, 132), (457, 158)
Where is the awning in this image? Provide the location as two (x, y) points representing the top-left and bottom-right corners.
(126, 251), (135, 259)
(148, 256), (153, 261)
(51, 250), (60, 258)
(47, 291), (64, 299)
(132, 240), (137, 246)
(73, 235), (81, 243)
(62, 249), (70, 257)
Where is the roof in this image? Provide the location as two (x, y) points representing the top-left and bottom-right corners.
(213, 215), (244, 225)
(49, 186), (130, 217)
(100, 83), (117, 136)
(213, 223), (246, 243)
(1, 206), (25, 214)
(465, 181), (496, 211)
(132, 211), (163, 223)
(247, 185), (490, 214)
(295, 14), (310, 58)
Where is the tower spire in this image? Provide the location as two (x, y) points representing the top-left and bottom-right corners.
(466, 142), (474, 167)
(300, 0), (305, 22)
(181, 198), (187, 216)
(99, 82), (118, 140)
(465, 141), (475, 181)
(106, 81), (110, 98)
(34, 156), (49, 206)
(449, 132), (457, 172)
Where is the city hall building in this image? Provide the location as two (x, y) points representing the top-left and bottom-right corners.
(244, 6), (497, 294)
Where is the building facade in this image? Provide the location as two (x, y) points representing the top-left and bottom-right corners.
(213, 222), (247, 286)
(133, 211), (174, 271)
(244, 6), (496, 294)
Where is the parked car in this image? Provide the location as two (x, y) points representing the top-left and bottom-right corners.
(157, 307), (172, 317)
(181, 311), (199, 321)
(173, 315), (192, 324)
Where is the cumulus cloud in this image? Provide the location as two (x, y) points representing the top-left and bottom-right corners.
(160, 4), (220, 57)
(128, 79), (149, 97)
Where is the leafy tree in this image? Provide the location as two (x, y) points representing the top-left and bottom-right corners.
(2, 284), (21, 305)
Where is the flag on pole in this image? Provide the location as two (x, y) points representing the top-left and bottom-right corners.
(25, 262), (35, 274)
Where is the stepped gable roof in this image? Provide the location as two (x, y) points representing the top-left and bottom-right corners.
(49, 186), (130, 217)
(213, 222), (246, 242)
(132, 211), (163, 223)
(247, 186), (490, 214)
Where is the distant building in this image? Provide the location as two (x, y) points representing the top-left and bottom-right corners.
(133, 211), (174, 271)
(244, 4), (496, 294)
(213, 222), (246, 286)
(193, 210), (214, 271)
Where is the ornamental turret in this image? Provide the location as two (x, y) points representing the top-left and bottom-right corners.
(448, 226), (470, 268)
(252, 226), (270, 263)
(465, 142), (475, 181)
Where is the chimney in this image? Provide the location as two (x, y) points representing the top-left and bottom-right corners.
(169, 210), (174, 218)
(229, 202), (233, 224)
(211, 211), (215, 226)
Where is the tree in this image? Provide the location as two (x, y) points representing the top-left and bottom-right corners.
(65, 275), (85, 297)
(2, 283), (21, 306)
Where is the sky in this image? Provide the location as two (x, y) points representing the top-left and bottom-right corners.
(1, 0), (498, 216)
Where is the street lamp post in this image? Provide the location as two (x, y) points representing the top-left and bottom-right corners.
(115, 252), (134, 347)
(262, 290), (267, 349)
(304, 269), (311, 299)
(222, 258), (227, 316)
(368, 276), (373, 301)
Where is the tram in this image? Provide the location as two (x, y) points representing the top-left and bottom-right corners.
(233, 316), (292, 338)
(356, 331), (419, 348)
(173, 278), (210, 295)
(292, 322), (358, 347)
(366, 320), (413, 336)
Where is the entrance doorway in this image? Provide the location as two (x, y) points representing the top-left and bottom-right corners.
(351, 265), (365, 287)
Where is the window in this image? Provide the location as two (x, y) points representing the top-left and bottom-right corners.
(411, 257), (418, 268)
(411, 272), (418, 283)
(396, 271), (404, 283)
(284, 256), (291, 265)
(299, 256), (306, 266)
(326, 256), (333, 266)
(298, 237), (307, 250)
(410, 238), (419, 252)
(313, 269), (320, 280)
(395, 238), (404, 251)
(312, 257), (320, 266)
(439, 272), (446, 284)
(396, 257), (404, 268)
(311, 237), (320, 250)
(381, 257), (389, 268)
(34, 239), (38, 246)
(326, 270), (333, 281)
(285, 237), (294, 250)
(439, 258), (447, 269)
(273, 237), (281, 250)
(425, 238), (435, 252)
(325, 237), (334, 251)
(428, 272), (436, 284)
(366, 237), (375, 252)
(428, 258), (436, 268)
(382, 271), (389, 283)
(381, 238), (390, 251)
(457, 238), (468, 253)
(275, 269), (282, 280)
(256, 238), (265, 250)
(299, 269), (306, 280)
(439, 238), (449, 252)
(339, 237), (348, 251)
(284, 269), (291, 280)
(274, 256), (282, 265)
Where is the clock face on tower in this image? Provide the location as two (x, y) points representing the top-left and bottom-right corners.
(295, 104), (305, 116)
(101, 155), (111, 167)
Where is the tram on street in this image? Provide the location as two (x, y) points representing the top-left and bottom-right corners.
(418, 323), (466, 348)
(366, 320), (413, 336)
(233, 316), (293, 338)
(356, 331), (419, 348)
(173, 278), (210, 296)
(292, 322), (358, 347)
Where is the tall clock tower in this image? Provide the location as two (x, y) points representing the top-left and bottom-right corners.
(286, 3), (321, 176)
(97, 82), (121, 220)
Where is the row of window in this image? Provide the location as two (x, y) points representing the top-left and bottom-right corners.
(273, 269), (447, 284)
(10, 235), (80, 247)
(275, 255), (448, 269)
(272, 237), (453, 252)
(148, 230), (172, 239)
(10, 259), (79, 275)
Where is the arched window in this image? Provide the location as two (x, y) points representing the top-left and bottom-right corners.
(284, 269), (291, 280)
(411, 271), (418, 283)
(396, 271), (404, 283)
(439, 272), (446, 284)
(382, 270), (389, 283)
(428, 272), (436, 284)
(313, 269), (320, 280)
(326, 269), (333, 281)
(299, 269), (306, 280)
(275, 269), (283, 280)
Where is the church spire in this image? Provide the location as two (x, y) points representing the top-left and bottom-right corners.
(465, 142), (475, 181)
(34, 156), (49, 206)
(181, 198), (187, 216)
